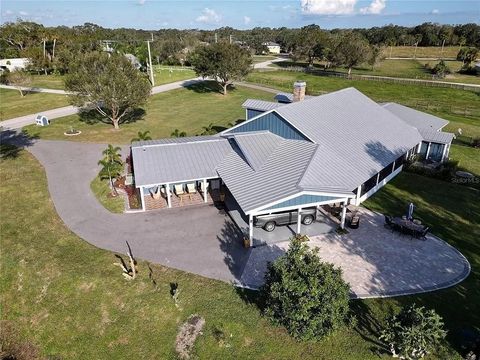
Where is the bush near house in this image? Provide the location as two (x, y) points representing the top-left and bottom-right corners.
(261, 237), (351, 341)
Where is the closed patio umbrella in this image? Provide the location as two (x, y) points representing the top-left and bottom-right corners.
(407, 202), (415, 221)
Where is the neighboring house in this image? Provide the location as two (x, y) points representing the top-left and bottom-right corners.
(0, 58), (29, 71)
(262, 42), (281, 54)
(131, 82), (454, 246)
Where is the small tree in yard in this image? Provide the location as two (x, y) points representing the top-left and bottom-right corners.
(65, 52), (151, 130)
(131, 130), (152, 143)
(190, 42), (252, 95)
(380, 304), (447, 359)
(98, 144), (123, 196)
(261, 237), (351, 341)
(456, 47), (479, 68)
(432, 60), (450, 78)
(368, 45), (384, 70)
(330, 32), (372, 77)
(7, 70), (32, 97)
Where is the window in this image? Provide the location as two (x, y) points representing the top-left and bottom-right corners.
(378, 162), (394, 182)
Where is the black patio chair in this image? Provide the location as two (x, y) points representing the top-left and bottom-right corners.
(419, 226), (430, 240)
(349, 213), (360, 229)
(384, 215), (394, 231)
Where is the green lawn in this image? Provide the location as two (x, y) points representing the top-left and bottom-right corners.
(0, 88), (70, 121)
(30, 74), (66, 90)
(153, 67), (197, 85)
(253, 55), (279, 64)
(90, 176), (125, 213)
(450, 144), (480, 176)
(23, 82), (274, 144)
(1, 148), (471, 359)
(385, 46), (461, 59)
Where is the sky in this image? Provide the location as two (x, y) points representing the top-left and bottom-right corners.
(0, 0), (478, 30)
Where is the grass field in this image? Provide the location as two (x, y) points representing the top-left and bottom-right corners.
(0, 88), (70, 121)
(2, 147), (475, 359)
(30, 74), (66, 90)
(90, 176), (125, 213)
(153, 67), (197, 85)
(23, 82), (274, 144)
(253, 55), (280, 63)
(384, 46), (461, 59)
(271, 59), (480, 84)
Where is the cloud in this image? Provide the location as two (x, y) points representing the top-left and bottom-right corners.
(5, 9), (13, 15)
(137, 0), (146, 4)
(244, 16), (251, 25)
(19, 10), (29, 16)
(300, 0), (357, 15)
(432, 9), (439, 14)
(360, 0), (386, 14)
(195, 8), (221, 24)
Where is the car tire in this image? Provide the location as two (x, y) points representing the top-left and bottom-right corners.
(264, 221), (276, 232)
(302, 215), (314, 225)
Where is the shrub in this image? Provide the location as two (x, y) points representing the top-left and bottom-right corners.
(261, 237), (351, 341)
(432, 60), (450, 78)
(380, 304), (447, 359)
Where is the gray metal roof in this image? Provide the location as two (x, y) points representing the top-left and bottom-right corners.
(382, 102), (449, 131)
(242, 99), (284, 112)
(132, 136), (233, 186)
(418, 129), (455, 144)
(274, 87), (423, 188)
(217, 139), (319, 213)
(230, 132), (284, 171)
(274, 92), (314, 103)
(132, 135), (219, 148)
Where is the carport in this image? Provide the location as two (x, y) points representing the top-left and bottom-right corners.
(225, 191), (345, 247)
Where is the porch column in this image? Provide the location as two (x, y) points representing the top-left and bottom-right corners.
(248, 214), (254, 247)
(296, 208), (302, 235)
(340, 200), (347, 229)
(440, 144), (448, 163)
(425, 142), (431, 160)
(392, 160), (396, 172)
(203, 178), (208, 203)
(376, 172), (380, 185)
(166, 183), (172, 208)
(355, 186), (362, 206)
(140, 186), (146, 211)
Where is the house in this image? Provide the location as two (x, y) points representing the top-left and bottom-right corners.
(131, 82), (454, 246)
(0, 58), (29, 72)
(262, 42), (281, 54)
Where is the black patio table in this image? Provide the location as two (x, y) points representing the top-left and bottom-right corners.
(392, 217), (426, 235)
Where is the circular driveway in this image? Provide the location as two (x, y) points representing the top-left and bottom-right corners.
(14, 138), (470, 298)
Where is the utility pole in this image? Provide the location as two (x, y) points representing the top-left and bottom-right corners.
(215, 33), (218, 44)
(229, 35), (232, 44)
(147, 40), (155, 86)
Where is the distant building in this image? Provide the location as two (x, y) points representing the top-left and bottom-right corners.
(124, 54), (141, 70)
(262, 42), (281, 54)
(0, 58), (29, 72)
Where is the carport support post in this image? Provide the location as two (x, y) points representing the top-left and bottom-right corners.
(340, 200), (347, 229)
(248, 214), (253, 247)
(203, 178), (208, 203)
(166, 183), (172, 208)
(140, 187), (146, 211)
(296, 207), (302, 235)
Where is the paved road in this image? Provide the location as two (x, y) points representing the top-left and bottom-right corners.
(0, 78), (205, 130)
(0, 84), (70, 94)
(253, 57), (284, 69)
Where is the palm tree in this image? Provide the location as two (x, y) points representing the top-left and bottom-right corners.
(200, 123), (215, 135)
(130, 130), (152, 143)
(98, 158), (124, 196)
(102, 144), (122, 164)
(171, 129), (187, 137)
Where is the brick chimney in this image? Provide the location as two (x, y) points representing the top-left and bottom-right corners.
(293, 81), (306, 102)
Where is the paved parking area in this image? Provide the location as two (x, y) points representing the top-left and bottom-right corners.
(239, 207), (471, 298)
(6, 136), (470, 298)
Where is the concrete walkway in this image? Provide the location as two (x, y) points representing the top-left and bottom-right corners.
(253, 57), (284, 69)
(0, 136), (470, 298)
(0, 84), (70, 94)
(239, 207), (470, 298)
(0, 78), (205, 130)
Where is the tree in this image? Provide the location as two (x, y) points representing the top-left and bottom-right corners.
(131, 130), (152, 143)
(190, 43), (252, 95)
(457, 47), (479, 67)
(293, 24), (329, 67)
(368, 45), (384, 70)
(65, 52), (151, 130)
(261, 237), (351, 341)
(330, 32), (372, 77)
(7, 70), (32, 97)
(98, 145), (123, 196)
(200, 123), (216, 135)
(432, 60), (450, 78)
(171, 129), (187, 137)
(380, 304), (447, 359)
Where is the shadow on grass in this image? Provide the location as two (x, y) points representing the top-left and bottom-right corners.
(351, 301), (389, 356)
(78, 108), (146, 126)
(0, 129), (39, 158)
(185, 80), (236, 95)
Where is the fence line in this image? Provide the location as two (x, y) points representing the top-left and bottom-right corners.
(265, 66), (480, 93)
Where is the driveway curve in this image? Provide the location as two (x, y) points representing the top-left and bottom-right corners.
(6, 137), (471, 297)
